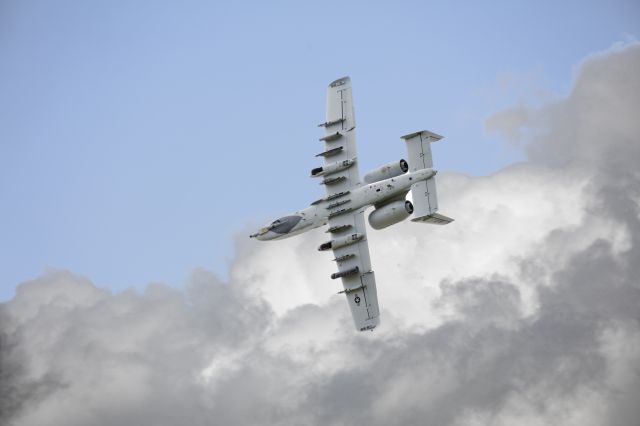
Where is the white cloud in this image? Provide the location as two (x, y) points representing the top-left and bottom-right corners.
(2, 43), (640, 426)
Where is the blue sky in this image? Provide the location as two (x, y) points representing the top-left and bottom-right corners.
(1, 0), (638, 300)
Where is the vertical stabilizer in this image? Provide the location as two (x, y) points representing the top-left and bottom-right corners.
(401, 130), (443, 172)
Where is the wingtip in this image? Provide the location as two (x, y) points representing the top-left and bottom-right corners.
(329, 76), (350, 88)
(358, 316), (380, 332)
(400, 130), (444, 141)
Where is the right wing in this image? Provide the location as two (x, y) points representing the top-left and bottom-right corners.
(315, 77), (361, 193)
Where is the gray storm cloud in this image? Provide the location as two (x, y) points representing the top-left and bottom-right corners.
(2, 43), (639, 426)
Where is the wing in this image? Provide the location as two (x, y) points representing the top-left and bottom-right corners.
(319, 77), (379, 331)
(329, 208), (380, 331)
(316, 77), (361, 193)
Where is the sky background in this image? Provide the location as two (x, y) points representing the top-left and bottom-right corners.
(1, 0), (638, 300)
(2, 2), (640, 425)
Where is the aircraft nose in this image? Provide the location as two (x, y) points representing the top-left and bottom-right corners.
(250, 226), (272, 240)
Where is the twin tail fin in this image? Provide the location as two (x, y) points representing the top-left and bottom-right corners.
(401, 130), (454, 225)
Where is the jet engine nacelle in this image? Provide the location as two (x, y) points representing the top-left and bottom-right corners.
(368, 200), (414, 230)
(363, 159), (408, 184)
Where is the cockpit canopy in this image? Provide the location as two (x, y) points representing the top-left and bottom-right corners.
(269, 215), (302, 234)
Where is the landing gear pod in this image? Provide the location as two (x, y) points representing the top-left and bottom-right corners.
(318, 233), (365, 251)
(311, 158), (357, 177)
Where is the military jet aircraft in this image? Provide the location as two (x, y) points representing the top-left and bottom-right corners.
(251, 77), (453, 331)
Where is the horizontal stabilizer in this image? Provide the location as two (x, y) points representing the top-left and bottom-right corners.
(412, 212), (454, 225)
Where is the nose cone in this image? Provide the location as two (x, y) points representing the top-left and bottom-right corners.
(260, 232), (275, 241)
(250, 227), (277, 241)
(258, 231), (279, 241)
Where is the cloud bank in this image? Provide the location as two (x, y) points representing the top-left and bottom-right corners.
(2, 43), (639, 426)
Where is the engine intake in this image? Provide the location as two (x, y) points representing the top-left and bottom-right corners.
(363, 159), (408, 184)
